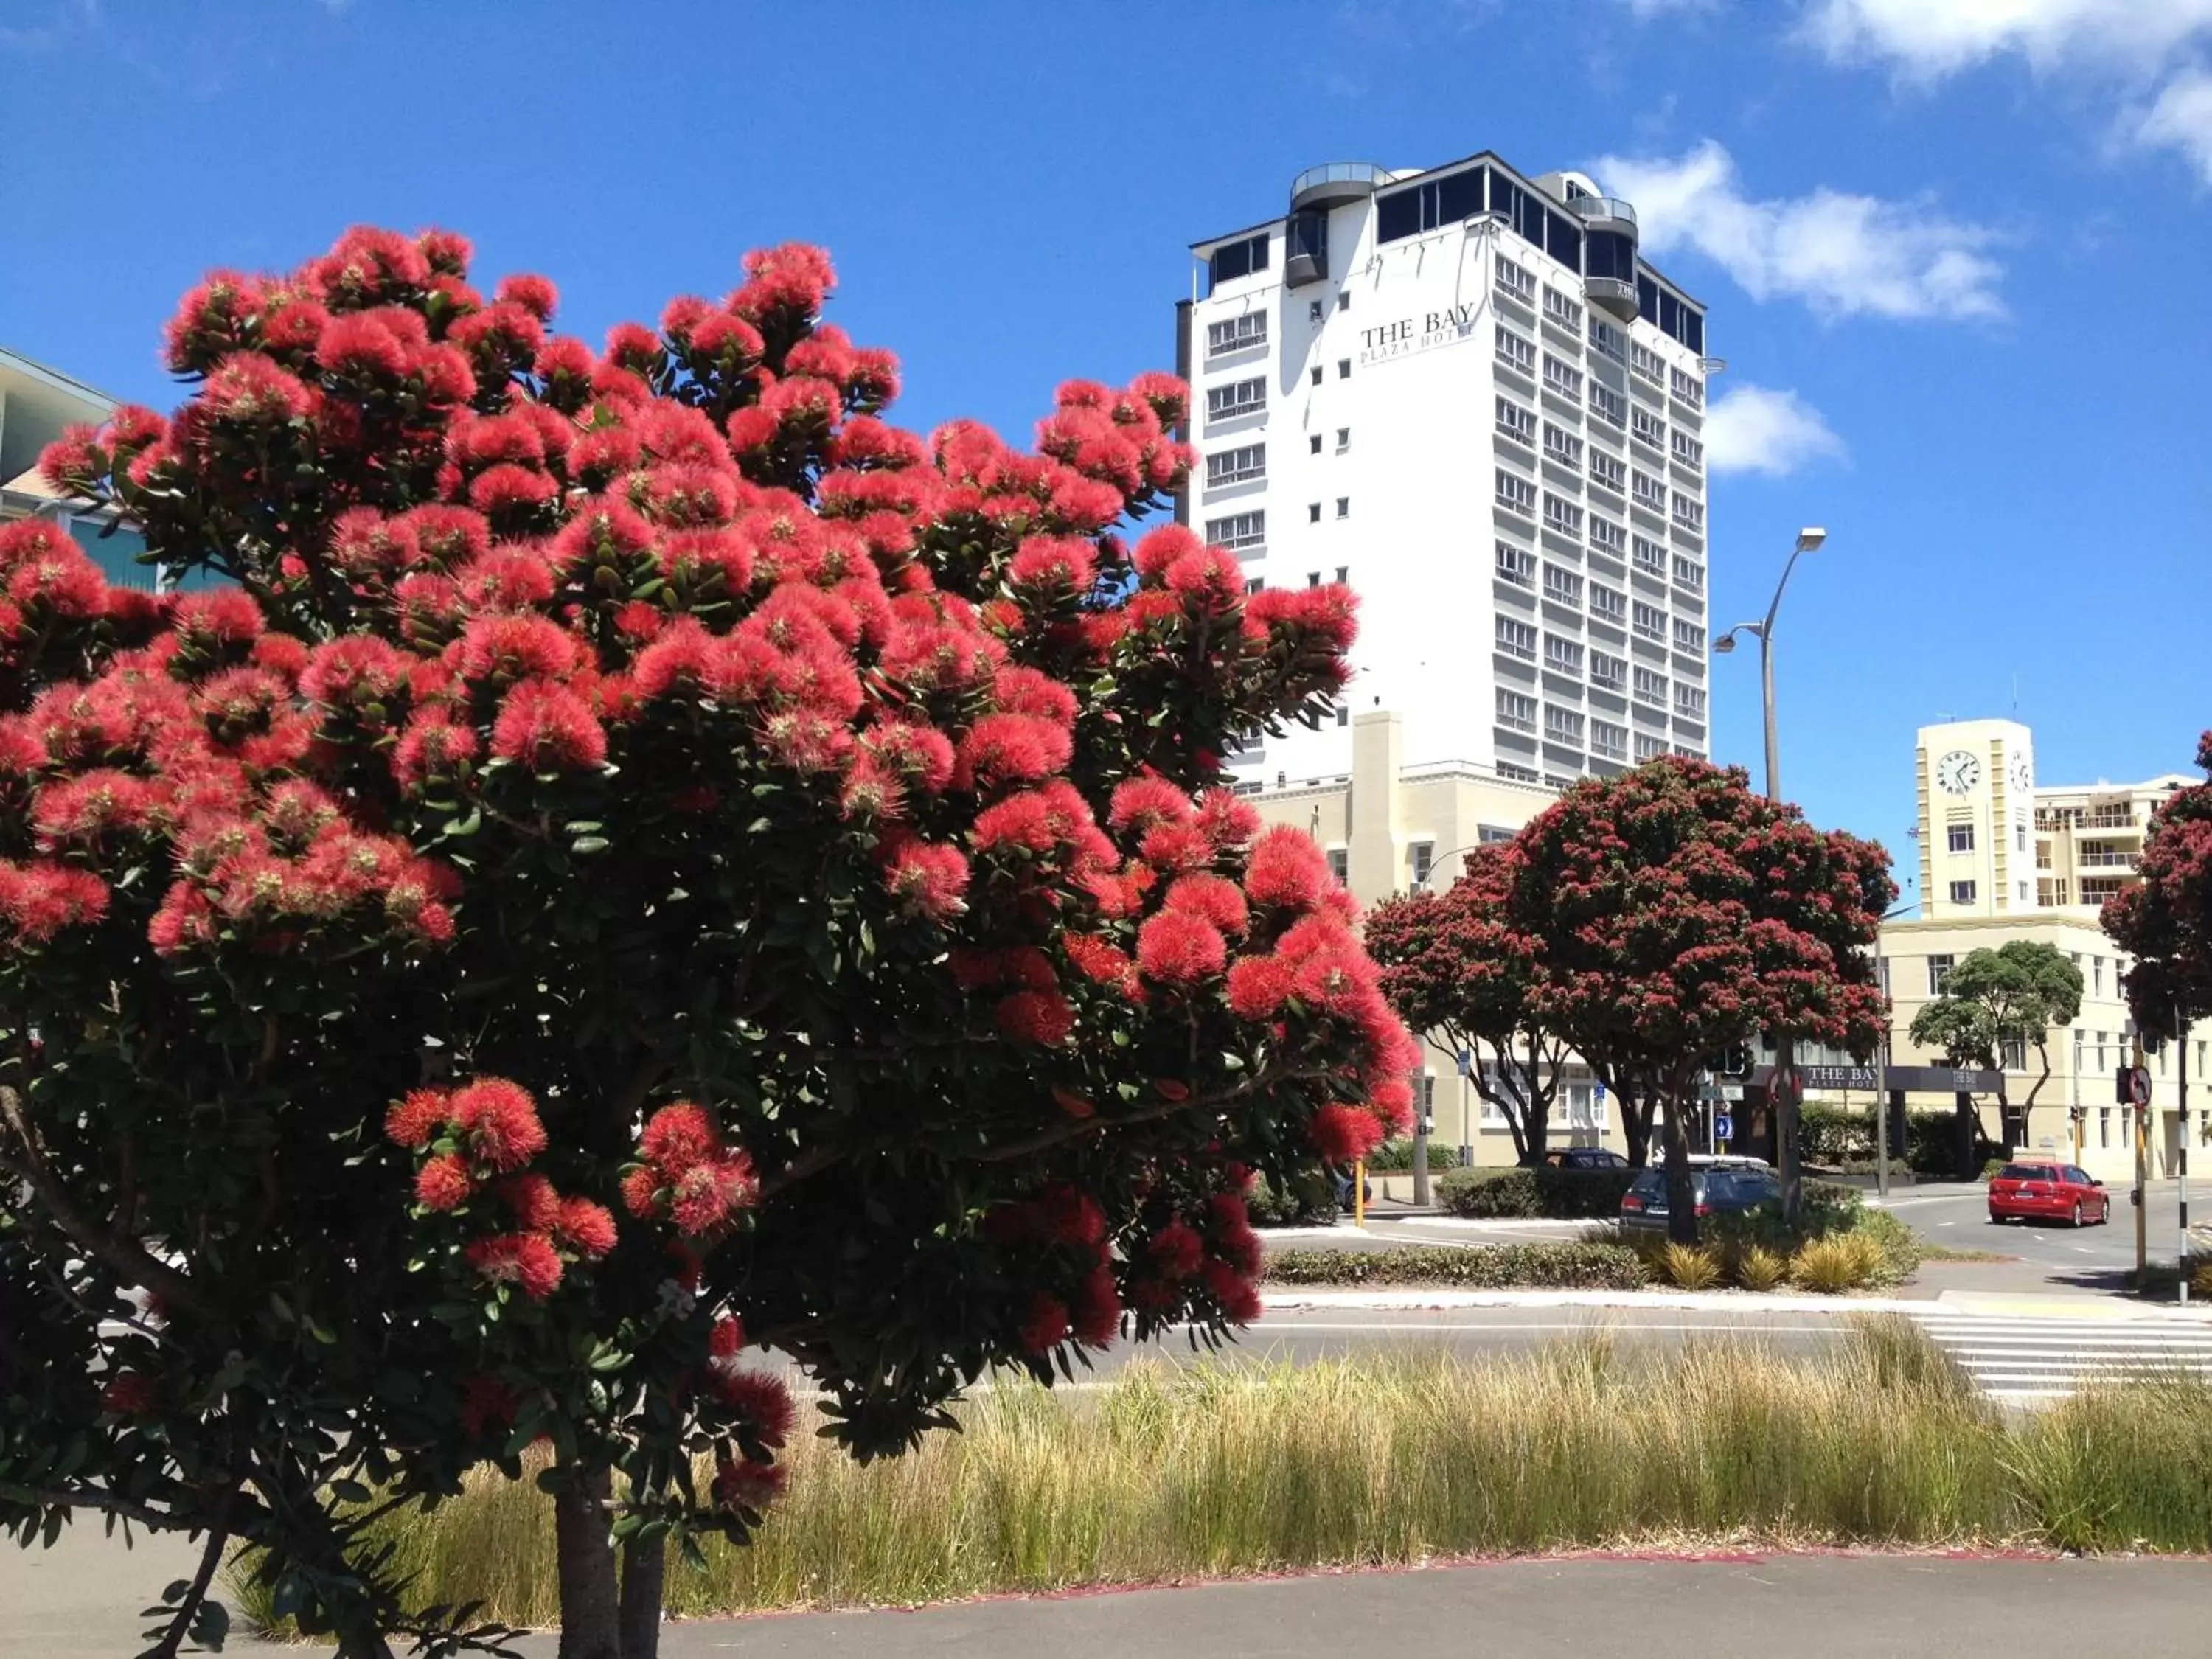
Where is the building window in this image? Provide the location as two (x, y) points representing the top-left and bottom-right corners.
(1495, 324), (1537, 376)
(1672, 497), (1705, 532)
(1336, 706), (1349, 728)
(1244, 578), (1263, 595)
(1335, 565), (1348, 583)
(1590, 382), (1627, 428)
(1498, 761), (1540, 783)
(1545, 706), (1584, 745)
(1206, 232), (1269, 292)
(1631, 341), (1664, 382)
(1410, 841), (1435, 891)
(2016, 823), (2027, 852)
(1543, 564), (1583, 605)
(1632, 407), (1666, 449)
(1543, 287), (1583, 330)
(1206, 313), (1267, 357)
(1206, 378), (1266, 421)
(1310, 364), (1323, 386)
(1674, 684), (1706, 717)
(1671, 430), (1704, 469)
(1634, 733), (1666, 762)
(1327, 848), (1349, 886)
(2092, 956), (2104, 995)
(1495, 254), (1535, 303)
(1671, 554), (1703, 590)
(1590, 451), (1626, 493)
(1591, 718), (1627, 759)
(1497, 689), (1537, 732)
(1336, 427), (1350, 452)
(1308, 502), (1321, 524)
(1670, 365), (1705, 408)
(1590, 517), (1627, 554)
(1337, 291), (1350, 312)
(1495, 541), (1534, 588)
(1543, 493), (1584, 537)
(1309, 433), (1323, 454)
(1632, 601), (1666, 642)
(1307, 572), (1321, 587)
(1309, 299), (1324, 323)
(1495, 397), (1537, 447)
(1590, 650), (1626, 689)
(1632, 471), (1667, 512)
(1335, 497), (1349, 519)
(1949, 880), (1977, 904)
(1928, 954), (1955, 995)
(2081, 876), (2126, 903)
(1947, 823), (1975, 853)
(1544, 633), (1584, 674)
(1672, 619), (1705, 653)
(1203, 510), (1266, 553)
(1206, 442), (1266, 487)
(1632, 666), (1668, 706)
(1495, 469), (1537, 517)
(1588, 319), (1624, 360)
(1337, 358), (1350, 379)
(1543, 355), (1584, 400)
(1543, 424), (1584, 469)
(1633, 535), (1666, 577)
(1495, 616), (1537, 660)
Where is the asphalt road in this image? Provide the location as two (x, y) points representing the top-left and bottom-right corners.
(1873, 1180), (2205, 1284)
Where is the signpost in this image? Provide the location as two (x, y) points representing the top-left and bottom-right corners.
(1714, 1110), (1734, 1147)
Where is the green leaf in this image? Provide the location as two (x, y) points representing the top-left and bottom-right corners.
(571, 836), (611, 857)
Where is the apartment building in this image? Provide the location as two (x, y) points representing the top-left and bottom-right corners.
(0, 344), (149, 584)
(1177, 152), (1713, 796)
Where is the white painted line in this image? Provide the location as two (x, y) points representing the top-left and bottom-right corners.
(1250, 1321), (1840, 1337)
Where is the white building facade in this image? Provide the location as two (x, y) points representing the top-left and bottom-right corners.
(1178, 153), (1714, 791)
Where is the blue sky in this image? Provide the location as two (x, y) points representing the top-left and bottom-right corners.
(4, 0), (2208, 900)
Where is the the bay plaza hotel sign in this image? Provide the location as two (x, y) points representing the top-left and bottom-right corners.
(1355, 307), (1484, 367)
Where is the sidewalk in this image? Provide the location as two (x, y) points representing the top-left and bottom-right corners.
(1259, 1283), (2212, 1321)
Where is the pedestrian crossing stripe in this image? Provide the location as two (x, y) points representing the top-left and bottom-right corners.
(1910, 1315), (2212, 1403)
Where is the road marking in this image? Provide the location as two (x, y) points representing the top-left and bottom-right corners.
(1248, 1321), (1839, 1337)
(1911, 1313), (2212, 1399)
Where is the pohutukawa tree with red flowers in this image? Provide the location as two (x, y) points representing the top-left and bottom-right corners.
(0, 226), (1414, 1659)
(1502, 757), (1893, 1241)
(2106, 731), (2212, 1040)
(1364, 844), (1571, 1165)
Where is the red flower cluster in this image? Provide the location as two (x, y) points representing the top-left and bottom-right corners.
(622, 1102), (760, 1240)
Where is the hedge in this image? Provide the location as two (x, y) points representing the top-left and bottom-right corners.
(1363, 1139), (1461, 1172)
(1436, 1165), (1638, 1219)
(1262, 1242), (1649, 1290)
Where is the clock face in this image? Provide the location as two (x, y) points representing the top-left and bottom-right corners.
(1935, 748), (1981, 795)
(2010, 753), (2033, 793)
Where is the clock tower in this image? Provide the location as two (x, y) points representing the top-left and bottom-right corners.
(1917, 718), (2034, 919)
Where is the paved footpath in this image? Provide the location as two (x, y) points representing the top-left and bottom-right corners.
(529, 1555), (2212, 1658)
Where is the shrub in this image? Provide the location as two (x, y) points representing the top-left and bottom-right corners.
(1794, 1234), (1882, 1294)
(1247, 1172), (1339, 1228)
(1261, 1243), (1648, 1291)
(1732, 1244), (1788, 1292)
(1907, 1110), (2004, 1178)
(2198, 1262), (2212, 1301)
(1436, 1166), (1638, 1220)
(1655, 1242), (1722, 1290)
(1800, 1103), (1874, 1166)
(1980, 1157), (2009, 1182)
(1363, 1139), (1461, 1172)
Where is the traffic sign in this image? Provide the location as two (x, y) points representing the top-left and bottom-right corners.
(1714, 1112), (1734, 1141)
(1719, 1083), (1744, 1102)
(2129, 1067), (2152, 1108)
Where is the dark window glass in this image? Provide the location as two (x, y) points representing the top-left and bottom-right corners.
(1683, 308), (1703, 354)
(1587, 229), (1634, 282)
(1659, 291), (1680, 340)
(1514, 184), (1547, 248)
(1376, 189), (1421, 244)
(1436, 167), (1484, 223)
(1546, 210), (1582, 271)
(1637, 273), (1660, 324)
(1287, 210), (1328, 275)
(1492, 177), (1526, 244)
(1250, 234), (1270, 272)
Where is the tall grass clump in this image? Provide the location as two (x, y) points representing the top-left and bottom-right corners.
(232, 1323), (2212, 1634)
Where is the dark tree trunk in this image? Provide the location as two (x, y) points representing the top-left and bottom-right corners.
(554, 1467), (622, 1659)
(618, 1531), (667, 1659)
(1955, 1089), (1978, 1180)
(1660, 1093), (1698, 1244)
(1621, 1088), (1658, 1167)
(1776, 1037), (1803, 1225)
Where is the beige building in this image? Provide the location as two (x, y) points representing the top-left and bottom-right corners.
(1875, 718), (2208, 1180)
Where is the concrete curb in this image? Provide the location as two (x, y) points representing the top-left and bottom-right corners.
(1258, 1287), (2212, 1321)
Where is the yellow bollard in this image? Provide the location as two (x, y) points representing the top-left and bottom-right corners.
(1354, 1158), (1366, 1228)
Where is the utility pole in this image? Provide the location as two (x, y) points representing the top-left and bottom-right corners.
(2180, 1016), (2191, 1304)
(2133, 1035), (2149, 1284)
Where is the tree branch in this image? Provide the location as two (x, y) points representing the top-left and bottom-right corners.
(30, 1489), (173, 1529)
(0, 1086), (215, 1324)
(141, 1477), (239, 1659)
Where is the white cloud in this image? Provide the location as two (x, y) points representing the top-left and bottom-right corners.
(1802, 0), (2212, 181)
(1590, 139), (2005, 320)
(2135, 65), (2212, 180)
(1703, 386), (1847, 477)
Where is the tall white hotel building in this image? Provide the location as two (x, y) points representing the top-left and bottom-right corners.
(1177, 153), (1714, 799)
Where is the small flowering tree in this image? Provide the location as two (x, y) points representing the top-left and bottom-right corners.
(1365, 845), (1571, 1164)
(0, 228), (1414, 1659)
(2106, 734), (2212, 1044)
(1503, 758), (1893, 1242)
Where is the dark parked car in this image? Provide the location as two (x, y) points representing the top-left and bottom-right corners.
(1618, 1155), (1781, 1237)
(1988, 1161), (2110, 1228)
(1537, 1147), (1630, 1170)
(1334, 1168), (1373, 1211)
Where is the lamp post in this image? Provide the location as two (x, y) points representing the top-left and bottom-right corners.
(1714, 528), (1827, 1219)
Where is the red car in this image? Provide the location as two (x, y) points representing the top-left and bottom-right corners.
(1988, 1162), (2111, 1228)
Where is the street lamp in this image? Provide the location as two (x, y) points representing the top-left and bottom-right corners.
(1711, 527), (1825, 802)
(1713, 529), (1826, 1217)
